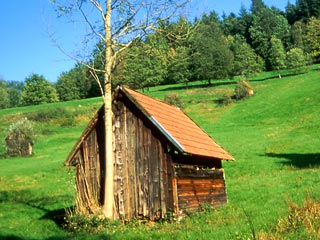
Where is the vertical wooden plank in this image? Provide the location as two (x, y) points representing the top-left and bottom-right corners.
(142, 121), (149, 217)
(130, 109), (137, 219)
(154, 134), (161, 220)
(123, 106), (134, 219)
(158, 141), (167, 218)
(166, 154), (174, 214)
(172, 176), (179, 214)
(136, 119), (146, 216)
(122, 104), (130, 220)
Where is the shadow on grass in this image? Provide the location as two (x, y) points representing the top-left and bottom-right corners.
(0, 189), (72, 228)
(158, 81), (235, 92)
(0, 235), (25, 240)
(156, 69), (316, 93)
(265, 153), (320, 168)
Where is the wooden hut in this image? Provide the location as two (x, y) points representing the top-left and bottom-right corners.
(65, 86), (234, 220)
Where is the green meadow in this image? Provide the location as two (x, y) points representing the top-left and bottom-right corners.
(0, 66), (319, 239)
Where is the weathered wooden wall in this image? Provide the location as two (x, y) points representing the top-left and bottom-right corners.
(174, 166), (227, 211)
(74, 129), (102, 214)
(113, 99), (175, 220)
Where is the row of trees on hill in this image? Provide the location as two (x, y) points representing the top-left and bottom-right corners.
(56, 0), (320, 95)
(0, 0), (320, 108)
(0, 74), (59, 109)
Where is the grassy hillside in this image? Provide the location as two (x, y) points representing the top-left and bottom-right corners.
(0, 67), (319, 239)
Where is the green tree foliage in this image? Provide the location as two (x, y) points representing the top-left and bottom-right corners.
(157, 17), (193, 85)
(123, 35), (168, 90)
(85, 40), (127, 94)
(250, 0), (267, 14)
(249, 7), (289, 69)
(191, 13), (234, 84)
(7, 81), (23, 107)
(290, 21), (306, 50)
(230, 35), (264, 78)
(286, 0), (320, 24)
(222, 12), (242, 37)
(0, 86), (9, 109)
(305, 17), (320, 62)
(56, 63), (90, 101)
(286, 48), (308, 74)
(7, 88), (22, 107)
(296, 0), (320, 22)
(223, 5), (255, 45)
(158, 16), (191, 49)
(286, 1), (298, 25)
(0, 79), (23, 109)
(167, 46), (191, 85)
(21, 74), (59, 106)
(49, 1), (320, 91)
(269, 37), (287, 76)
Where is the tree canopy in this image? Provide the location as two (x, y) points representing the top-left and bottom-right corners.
(21, 74), (59, 106)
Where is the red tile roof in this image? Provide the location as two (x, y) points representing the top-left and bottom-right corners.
(122, 87), (234, 160)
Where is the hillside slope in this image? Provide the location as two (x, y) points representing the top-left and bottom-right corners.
(0, 68), (319, 239)
(183, 70), (320, 236)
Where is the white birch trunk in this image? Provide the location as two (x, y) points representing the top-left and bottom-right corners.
(102, 0), (114, 219)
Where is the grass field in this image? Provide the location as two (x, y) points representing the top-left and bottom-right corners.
(0, 66), (319, 239)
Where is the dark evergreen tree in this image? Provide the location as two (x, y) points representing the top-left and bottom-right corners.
(251, 0), (267, 14)
(294, 0), (320, 22)
(286, 1), (298, 24)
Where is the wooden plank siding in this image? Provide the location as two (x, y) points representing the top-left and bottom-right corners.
(74, 129), (102, 214)
(174, 167), (227, 211)
(113, 98), (175, 221)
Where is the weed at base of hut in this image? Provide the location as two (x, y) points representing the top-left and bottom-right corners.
(63, 209), (121, 234)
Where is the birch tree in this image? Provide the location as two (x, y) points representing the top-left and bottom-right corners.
(51, 0), (189, 219)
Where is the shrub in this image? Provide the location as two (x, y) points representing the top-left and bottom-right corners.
(7, 117), (36, 142)
(286, 48), (308, 74)
(261, 198), (320, 239)
(164, 93), (184, 109)
(63, 210), (121, 234)
(216, 93), (233, 106)
(234, 80), (254, 100)
(26, 107), (76, 126)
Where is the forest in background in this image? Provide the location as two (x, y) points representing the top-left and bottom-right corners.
(1, 0), (320, 108)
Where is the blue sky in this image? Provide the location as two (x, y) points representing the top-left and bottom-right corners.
(0, 0), (289, 83)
